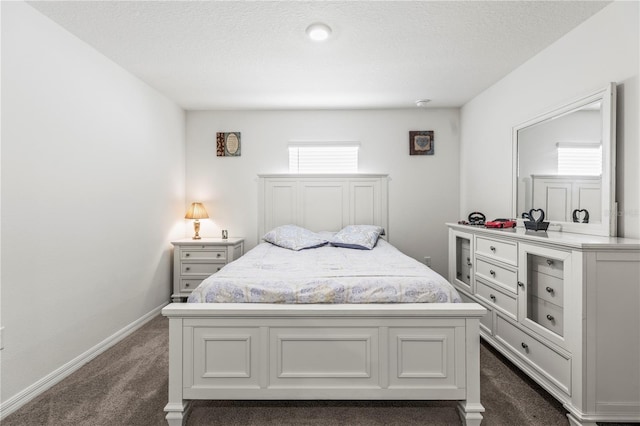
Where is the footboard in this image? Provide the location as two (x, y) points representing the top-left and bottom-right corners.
(162, 303), (486, 426)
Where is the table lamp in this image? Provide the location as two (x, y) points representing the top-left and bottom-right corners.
(185, 202), (209, 240)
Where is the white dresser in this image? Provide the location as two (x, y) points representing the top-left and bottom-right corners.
(171, 238), (244, 302)
(448, 223), (640, 426)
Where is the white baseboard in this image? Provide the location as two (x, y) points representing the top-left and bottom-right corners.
(0, 302), (168, 420)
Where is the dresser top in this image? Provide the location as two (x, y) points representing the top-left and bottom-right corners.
(447, 223), (640, 250)
(171, 237), (244, 245)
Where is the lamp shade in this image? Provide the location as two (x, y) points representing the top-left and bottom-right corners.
(184, 202), (209, 220)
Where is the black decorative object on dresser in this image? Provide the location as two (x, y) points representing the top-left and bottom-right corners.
(523, 208), (549, 231)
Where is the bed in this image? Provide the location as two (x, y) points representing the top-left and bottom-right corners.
(162, 174), (486, 425)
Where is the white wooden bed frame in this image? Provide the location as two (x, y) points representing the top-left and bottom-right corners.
(162, 174), (486, 425)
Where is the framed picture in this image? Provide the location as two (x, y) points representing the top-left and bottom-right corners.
(409, 130), (434, 155)
(216, 132), (241, 157)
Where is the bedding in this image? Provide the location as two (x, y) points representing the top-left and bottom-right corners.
(329, 224), (385, 250)
(188, 238), (461, 304)
(262, 224), (328, 250)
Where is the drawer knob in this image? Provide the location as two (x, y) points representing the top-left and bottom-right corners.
(490, 246), (496, 252)
(546, 259), (554, 266)
(185, 267), (190, 271)
(489, 294), (496, 301)
(545, 286), (554, 294)
(217, 253), (222, 257)
(185, 253), (190, 257)
(489, 269), (496, 276)
(518, 281), (524, 288)
(216, 267), (221, 271)
(546, 314), (555, 321)
(185, 283), (190, 287)
(521, 342), (529, 350)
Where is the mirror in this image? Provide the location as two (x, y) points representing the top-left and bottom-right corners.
(513, 83), (617, 236)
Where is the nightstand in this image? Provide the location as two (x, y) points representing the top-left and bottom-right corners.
(171, 237), (244, 302)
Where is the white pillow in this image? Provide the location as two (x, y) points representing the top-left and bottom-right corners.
(329, 225), (385, 250)
(262, 225), (328, 251)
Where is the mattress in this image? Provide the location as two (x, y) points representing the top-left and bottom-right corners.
(188, 238), (461, 304)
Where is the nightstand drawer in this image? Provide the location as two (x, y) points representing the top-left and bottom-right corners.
(476, 237), (517, 266)
(180, 278), (205, 292)
(181, 249), (226, 261)
(181, 262), (224, 275)
(476, 280), (517, 320)
(476, 258), (517, 293)
(495, 315), (570, 394)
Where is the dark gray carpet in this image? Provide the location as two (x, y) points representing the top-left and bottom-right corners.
(3, 314), (571, 425)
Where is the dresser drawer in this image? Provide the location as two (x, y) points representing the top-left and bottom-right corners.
(460, 292), (493, 335)
(526, 296), (564, 337)
(476, 258), (517, 294)
(479, 305), (494, 335)
(527, 254), (564, 279)
(181, 262), (224, 275)
(181, 249), (226, 261)
(495, 315), (571, 394)
(529, 272), (564, 307)
(476, 280), (517, 320)
(476, 237), (517, 266)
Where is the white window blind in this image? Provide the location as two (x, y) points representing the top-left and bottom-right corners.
(557, 143), (602, 176)
(288, 144), (359, 173)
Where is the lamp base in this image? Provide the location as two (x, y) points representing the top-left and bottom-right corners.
(192, 219), (202, 239)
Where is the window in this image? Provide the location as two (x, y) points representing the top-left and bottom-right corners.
(288, 143), (359, 173)
(557, 143), (602, 176)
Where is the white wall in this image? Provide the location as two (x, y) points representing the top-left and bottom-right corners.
(186, 108), (460, 275)
(460, 1), (639, 238)
(1, 1), (185, 405)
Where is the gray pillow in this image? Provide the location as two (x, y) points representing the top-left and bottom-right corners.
(329, 225), (385, 250)
(262, 225), (328, 251)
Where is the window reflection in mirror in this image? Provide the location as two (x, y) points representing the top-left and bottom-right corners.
(516, 101), (602, 223)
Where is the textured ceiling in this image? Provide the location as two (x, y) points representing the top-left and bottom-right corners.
(27, 1), (610, 110)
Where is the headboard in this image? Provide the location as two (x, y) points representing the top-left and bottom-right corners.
(258, 174), (389, 240)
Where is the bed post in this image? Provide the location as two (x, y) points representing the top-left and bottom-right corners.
(457, 317), (484, 426)
(164, 314), (189, 426)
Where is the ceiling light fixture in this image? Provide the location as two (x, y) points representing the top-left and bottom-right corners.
(306, 23), (332, 41)
(415, 99), (431, 107)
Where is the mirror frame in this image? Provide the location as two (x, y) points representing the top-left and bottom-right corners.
(512, 83), (617, 236)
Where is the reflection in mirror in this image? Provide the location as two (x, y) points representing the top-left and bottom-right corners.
(513, 83), (616, 236)
(517, 101), (602, 222)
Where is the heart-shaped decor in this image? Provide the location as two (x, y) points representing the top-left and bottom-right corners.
(572, 209), (590, 223)
(528, 208), (545, 223)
